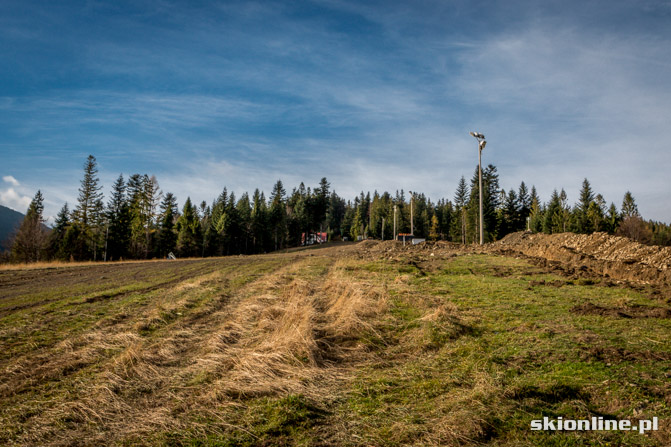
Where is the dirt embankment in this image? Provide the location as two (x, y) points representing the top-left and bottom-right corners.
(348, 232), (671, 287)
(492, 232), (671, 286)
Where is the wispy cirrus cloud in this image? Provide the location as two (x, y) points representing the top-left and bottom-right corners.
(1, 0), (670, 222)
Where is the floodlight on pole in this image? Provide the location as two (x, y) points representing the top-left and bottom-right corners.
(470, 131), (486, 245)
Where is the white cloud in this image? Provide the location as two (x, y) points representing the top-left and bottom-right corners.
(2, 175), (19, 186)
(451, 24), (671, 222)
(0, 187), (31, 213)
(1, 175), (32, 212)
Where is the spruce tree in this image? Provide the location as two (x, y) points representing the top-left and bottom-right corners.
(314, 177), (330, 232)
(543, 190), (562, 234)
(606, 202), (620, 234)
(157, 193), (178, 257)
(575, 178), (595, 234)
(73, 155), (103, 258)
(237, 193), (252, 254)
(341, 203), (354, 240)
(500, 189), (518, 237)
(517, 181), (531, 229)
(326, 191), (346, 239)
(588, 193), (606, 232)
(106, 175), (131, 260)
(206, 191), (226, 256)
(529, 186), (543, 232)
(251, 189), (268, 252)
(74, 155), (103, 227)
(269, 180), (287, 250)
(176, 197), (200, 257)
(452, 176), (469, 243)
(48, 203), (70, 260)
(621, 191), (639, 218)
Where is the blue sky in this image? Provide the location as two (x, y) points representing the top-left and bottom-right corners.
(1, 0), (670, 223)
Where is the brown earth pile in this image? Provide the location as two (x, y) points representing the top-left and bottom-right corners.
(492, 232), (671, 286)
(350, 232), (671, 287)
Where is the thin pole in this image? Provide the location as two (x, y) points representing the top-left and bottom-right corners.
(382, 217), (385, 241)
(479, 145), (484, 245)
(393, 205), (397, 241)
(410, 193), (414, 235)
(104, 224), (109, 262)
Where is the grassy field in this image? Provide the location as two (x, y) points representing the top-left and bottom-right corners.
(1, 243), (669, 446)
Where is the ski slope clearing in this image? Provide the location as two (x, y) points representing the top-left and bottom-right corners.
(1, 239), (670, 446)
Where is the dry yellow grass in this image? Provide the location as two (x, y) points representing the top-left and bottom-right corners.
(2, 251), (395, 445)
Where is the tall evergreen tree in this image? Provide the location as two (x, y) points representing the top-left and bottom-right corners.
(251, 189), (269, 252)
(91, 198), (106, 261)
(48, 203), (70, 260)
(237, 193), (252, 254)
(588, 193), (606, 232)
(606, 202), (620, 234)
(452, 176), (469, 243)
(574, 178), (595, 234)
(269, 180), (287, 250)
(206, 189), (227, 256)
(74, 155), (103, 228)
(314, 177), (330, 232)
(621, 191), (639, 218)
(500, 188), (518, 237)
(73, 155), (103, 258)
(176, 197), (201, 257)
(127, 174), (145, 258)
(326, 191), (346, 239)
(157, 193), (178, 257)
(543, 190), (563, 234)
(517, 181), (531, 229)
(529, 186), (543, 232)
(106, 175), (131, 260)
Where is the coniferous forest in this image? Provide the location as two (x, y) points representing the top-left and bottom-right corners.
(4, 154), (671, 263)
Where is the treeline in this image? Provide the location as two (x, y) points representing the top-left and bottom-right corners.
(5, 155), (671, 263)
(528, 180), (671, 245)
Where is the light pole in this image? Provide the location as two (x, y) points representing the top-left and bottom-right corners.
(470, 131), (487, 245)
(393, 205), (397, 241)
(409, 191), (414, 235)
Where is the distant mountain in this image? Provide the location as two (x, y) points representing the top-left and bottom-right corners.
(0, 204), (24, 252)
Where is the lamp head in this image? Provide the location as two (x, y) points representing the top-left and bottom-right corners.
(470, 131), (485, 140)
(479, 140), (487, 150)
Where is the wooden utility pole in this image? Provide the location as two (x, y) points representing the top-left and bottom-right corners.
(382, 217), (385, 241)
(393, 205), (397, 241)
(410, 192), (414, 235)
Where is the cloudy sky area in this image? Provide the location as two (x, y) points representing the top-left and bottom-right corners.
(1, 0), (670, 223)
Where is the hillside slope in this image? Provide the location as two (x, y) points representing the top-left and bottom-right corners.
(0, 204), (24, 251)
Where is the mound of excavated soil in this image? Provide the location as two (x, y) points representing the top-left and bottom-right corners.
(493, 232), (671, 286)
(349, 232), (671, 286)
